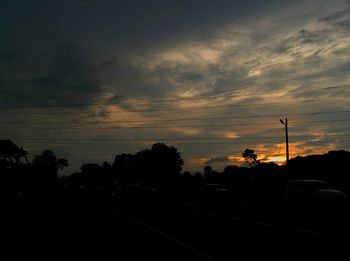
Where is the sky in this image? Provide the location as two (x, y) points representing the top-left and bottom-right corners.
(1, 0), (350, 175)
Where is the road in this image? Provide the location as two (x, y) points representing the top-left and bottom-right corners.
(2, 197), (213, 260)
(2, 197), (348, 260)
(107, 200), (349, 260)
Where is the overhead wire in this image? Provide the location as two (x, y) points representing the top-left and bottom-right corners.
(8, 133), (350, 142)
(1, 108), (350, 125)
(0, 118), (350, 130)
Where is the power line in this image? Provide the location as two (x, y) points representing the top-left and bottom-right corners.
(10, 133), (350, 142)
(1, 118), (349, 131)
(7, 140), (278, 148)
(1, 109), (350, 125)
(10, 139), (350, 148)
(0, 99), (320, 115)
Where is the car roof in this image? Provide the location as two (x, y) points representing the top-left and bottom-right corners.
(288, 179), (327, 184)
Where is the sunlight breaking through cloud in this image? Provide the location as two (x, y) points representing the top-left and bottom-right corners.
(1, 0), (350, 174)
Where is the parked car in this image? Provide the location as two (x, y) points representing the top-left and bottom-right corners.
(285, 179), (346, 210)
(199, 183), (230, 202)
(114, 184), (157, 205)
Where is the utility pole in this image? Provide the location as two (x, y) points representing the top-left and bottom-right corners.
(280, 118), (289, 165)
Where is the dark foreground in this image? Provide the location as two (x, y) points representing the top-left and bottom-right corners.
(2, 195), (349, 260)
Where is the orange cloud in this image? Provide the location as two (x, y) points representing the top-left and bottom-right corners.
(95, 104), (153, 128)
(169, 127), (202, 136)
(213, 131), (241, 139)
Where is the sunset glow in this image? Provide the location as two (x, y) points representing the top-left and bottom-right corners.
(1, 0), (350, 174)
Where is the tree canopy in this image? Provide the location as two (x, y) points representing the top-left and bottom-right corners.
(33, 149), (68, 179)
(242, 148), (259, 167)
(113, 143), (184, 187)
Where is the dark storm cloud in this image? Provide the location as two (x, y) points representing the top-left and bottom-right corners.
(319, 6), (350, 30)
(276, 28), (331, 55)
(0, 0), (323, 107)
(0, 43), (103, 106)
(178, 72), (204, 82)
(0, 0), (300, 56)
(297, 29), (327, 44)
(319, 7), (350, 23)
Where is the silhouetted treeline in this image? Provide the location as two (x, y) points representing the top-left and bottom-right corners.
(62, 147), (350, 203)
(62, 143), (184, 201)
(0, 149), (67, 198)
(2, 141), (350, 203)
(187, 162), (287, 201)
(288, 150), (350, 195)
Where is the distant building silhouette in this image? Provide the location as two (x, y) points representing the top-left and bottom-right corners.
(0, 140), (28, 165)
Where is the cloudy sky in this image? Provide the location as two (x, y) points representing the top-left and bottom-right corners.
(1, 0), (350, 174)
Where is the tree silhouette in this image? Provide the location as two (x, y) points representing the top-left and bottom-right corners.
(223, 165), (238, 175)
(112, 153), (135, 185)
(151, 143), (184, 174)
(242, 148), (259, 167)
(203, 165), (220, 183)
(203, 165), (213, 175)
(111, 143), (184, 189)
(33, 149), (68, 180)
(111, 143), (183, 190)
(80, 163), (103, 185)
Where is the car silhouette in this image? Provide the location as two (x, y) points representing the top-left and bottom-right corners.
(285, 179), (346, 210)
(199, 183), (230, 202)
